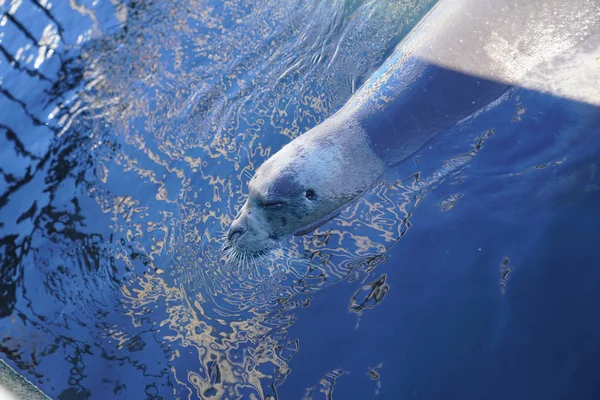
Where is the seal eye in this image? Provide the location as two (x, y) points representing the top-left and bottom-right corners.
(305, 189), (317, 201)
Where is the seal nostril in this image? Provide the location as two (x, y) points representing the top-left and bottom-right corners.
(227, 226), (246, 242)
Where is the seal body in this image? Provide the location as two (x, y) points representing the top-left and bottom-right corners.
(225, 0), (600, 257)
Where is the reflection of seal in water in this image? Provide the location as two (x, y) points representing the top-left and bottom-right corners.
(224, 0), (600, 258)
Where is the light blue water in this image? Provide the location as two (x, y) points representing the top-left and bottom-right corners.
(1, 0), (599, 399)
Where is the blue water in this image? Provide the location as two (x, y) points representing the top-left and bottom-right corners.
(1, 0), (600, 399)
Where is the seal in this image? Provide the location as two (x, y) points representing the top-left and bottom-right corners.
(224, 0), (600, 259)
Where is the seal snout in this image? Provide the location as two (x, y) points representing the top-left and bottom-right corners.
(227, 218), (248, 242)
(222, 209), (278, 262)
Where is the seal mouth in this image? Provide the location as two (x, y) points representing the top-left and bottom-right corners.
(220, 239), (276, 268)
(291, 210), (341, 236)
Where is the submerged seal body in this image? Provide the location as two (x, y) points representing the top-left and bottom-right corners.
(224, 0), (600, 258)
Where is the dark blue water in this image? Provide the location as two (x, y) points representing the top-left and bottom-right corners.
(1, 0), (600, 399)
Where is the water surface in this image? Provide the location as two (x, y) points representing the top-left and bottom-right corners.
(1, 0), (600, 399)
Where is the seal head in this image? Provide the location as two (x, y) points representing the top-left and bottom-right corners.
(224, 113), (384, 258)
